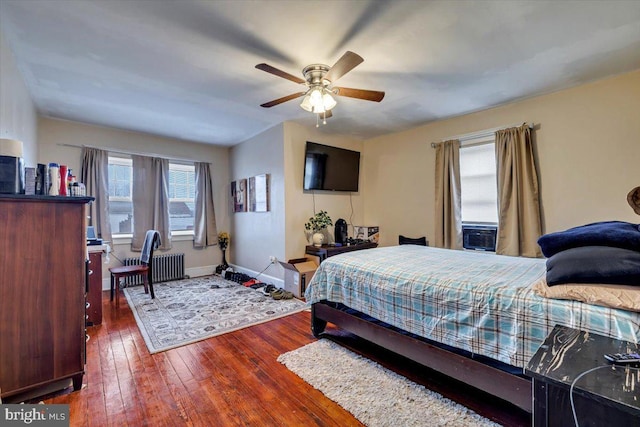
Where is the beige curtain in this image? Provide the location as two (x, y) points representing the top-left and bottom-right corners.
(131, 155), (171, 251)
(80, 147), (112, 242)
(193, 162), (217, 248)
(495, 124), (542, 257)
(434, 139), (462, 249)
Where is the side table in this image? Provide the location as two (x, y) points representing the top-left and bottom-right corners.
(305, 242), (378, 263)
(525, 325), (640, 426)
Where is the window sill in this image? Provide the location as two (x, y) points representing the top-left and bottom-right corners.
(111, 231), (194, 246)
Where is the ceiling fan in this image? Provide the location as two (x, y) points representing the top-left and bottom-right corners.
(256, 51), (385, 125)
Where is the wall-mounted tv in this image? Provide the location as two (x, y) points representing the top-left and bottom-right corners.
(303, 141), (360, 192)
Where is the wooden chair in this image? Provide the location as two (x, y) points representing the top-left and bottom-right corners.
(109, 230), (160, 308)
(398, 235), (428, 246)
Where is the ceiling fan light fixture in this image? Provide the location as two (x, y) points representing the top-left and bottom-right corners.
(300, 93), (314, 112)
(322, 92), (337, 111)
(300, 87), (336, 114)
(258, 51), (383, 120)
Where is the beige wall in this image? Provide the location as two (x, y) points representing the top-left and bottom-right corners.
(0, 29), (37, 164)
(227, 121), (364, 284)
(37, 117), (230, 286)
(283, 122), (364, 260)
(363, 70), (640, 247)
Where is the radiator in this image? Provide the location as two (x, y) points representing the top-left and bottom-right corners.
(123, 253), (185, 286)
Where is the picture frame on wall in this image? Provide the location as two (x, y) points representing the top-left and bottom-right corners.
(248, 174), (270, 212)
(231, 179), (247, 212)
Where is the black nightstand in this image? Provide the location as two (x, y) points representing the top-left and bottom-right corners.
(525, 325), (640, 426)
(305, 242), (378, 263)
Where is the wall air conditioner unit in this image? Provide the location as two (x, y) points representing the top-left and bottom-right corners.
(462, 224), (497, 252)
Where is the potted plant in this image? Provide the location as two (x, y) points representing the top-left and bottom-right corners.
(304, 211), (333, 247)
(217, 232), (230, 271)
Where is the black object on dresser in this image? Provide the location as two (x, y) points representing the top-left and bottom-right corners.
(525, 325), (640, 427)
(305, 242), (378, 263)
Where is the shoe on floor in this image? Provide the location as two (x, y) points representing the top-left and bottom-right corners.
(261, 284), (276, 296)
(270, 288), (294, 300)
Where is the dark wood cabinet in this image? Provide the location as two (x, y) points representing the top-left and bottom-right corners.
(0, 195), (93, 399)
(525, 325), (640, 426)
(305, 242), (378, 263)
(86, 249), (104, 326)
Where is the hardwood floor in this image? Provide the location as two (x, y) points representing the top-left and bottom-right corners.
(24, 291), (529, 426)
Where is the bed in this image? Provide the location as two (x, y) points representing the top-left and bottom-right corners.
(305, 245), (640, 412)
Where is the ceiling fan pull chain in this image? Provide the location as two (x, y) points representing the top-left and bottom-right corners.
(316, 114), (320, 128)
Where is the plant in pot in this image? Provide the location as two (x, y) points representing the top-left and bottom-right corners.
(304, 211), (333, 247)
(217, 232), (230, 273)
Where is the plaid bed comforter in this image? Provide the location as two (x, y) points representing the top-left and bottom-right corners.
(305, 245), (640, 368)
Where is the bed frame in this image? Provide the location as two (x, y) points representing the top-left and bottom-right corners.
(311, 301), (533, 413)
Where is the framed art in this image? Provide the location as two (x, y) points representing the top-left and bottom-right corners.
(231, 179), (247, 212)
(249, 174), (270, 212)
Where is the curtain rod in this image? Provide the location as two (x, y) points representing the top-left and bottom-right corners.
(430, 122), (535, 148)
(57, 143), (197, 163)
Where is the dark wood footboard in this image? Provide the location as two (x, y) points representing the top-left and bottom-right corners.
(311, 301), (532, 413)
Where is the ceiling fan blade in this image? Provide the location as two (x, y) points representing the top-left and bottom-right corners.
(260, 92), (306, 108)
(324, 51), (364, 83)
(320, 110), (333, 119)
(333, 87), (385, 102)
(255, 63), (305, 84)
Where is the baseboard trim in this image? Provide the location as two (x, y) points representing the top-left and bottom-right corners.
(101, 265), (284, 290)
(186, 265), (216, 279)
(101, 265), (217, 290)
(228, 264), (284, 289)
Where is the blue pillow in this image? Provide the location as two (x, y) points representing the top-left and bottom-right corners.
(537, 221), (640, 257)
(546, 246), (640, 286)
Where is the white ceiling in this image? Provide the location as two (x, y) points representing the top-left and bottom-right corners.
(2, 0), (640, 146)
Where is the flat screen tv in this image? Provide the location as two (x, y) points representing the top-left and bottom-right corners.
(303, 141), (360, 192)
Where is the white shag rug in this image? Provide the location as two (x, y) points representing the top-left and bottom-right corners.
(278, 339), (501, 427)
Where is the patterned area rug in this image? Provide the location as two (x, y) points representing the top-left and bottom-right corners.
(278, 339), (501, 427)
(123, 275), (308, 354)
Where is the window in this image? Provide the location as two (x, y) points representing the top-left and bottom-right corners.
(459, 137), (498, 224)
(168, 163), (195, 232)
(107, 156), (196, 234)
(108, 157), (133, 234)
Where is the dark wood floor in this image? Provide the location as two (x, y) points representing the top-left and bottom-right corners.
(27, 291), (529, 426)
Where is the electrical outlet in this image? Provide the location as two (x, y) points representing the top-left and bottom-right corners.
(269, 256), (278, 264)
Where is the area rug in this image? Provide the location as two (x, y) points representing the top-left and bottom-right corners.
(123, 275), (308, 354)
(278, 339), (501, 427)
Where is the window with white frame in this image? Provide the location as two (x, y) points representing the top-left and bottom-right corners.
(167, 163), (196, 232)
(459, 136), (498, 225)
(107, 156), (196, 234)
(108, 156), (133, 234)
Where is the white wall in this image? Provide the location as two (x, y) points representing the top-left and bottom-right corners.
(229, 124), (286, 282)
(363, 70), (640, 247)
(0, 29), (37, 164)
(37, 117), (230, 287)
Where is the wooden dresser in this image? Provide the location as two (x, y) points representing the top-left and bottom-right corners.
(86, 245), (107, 326)
(0, 194), (93, 399)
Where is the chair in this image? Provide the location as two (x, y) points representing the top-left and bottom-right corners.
(109, 230), (160, 308)
(398, 235), (428, 246)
